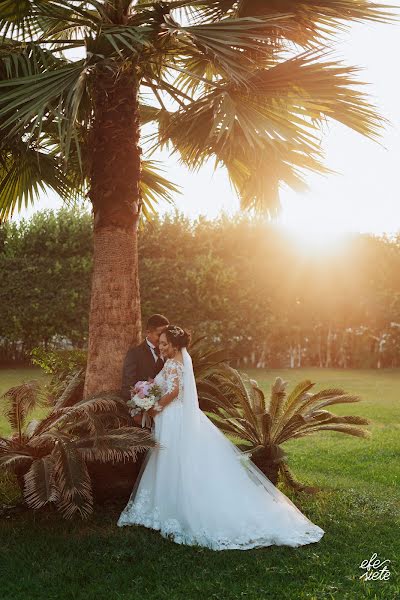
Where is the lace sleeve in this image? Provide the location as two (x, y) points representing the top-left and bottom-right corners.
(165, 361), (181, 396)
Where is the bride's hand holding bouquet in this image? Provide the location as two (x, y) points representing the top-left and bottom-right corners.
(128, 379), (163, 428)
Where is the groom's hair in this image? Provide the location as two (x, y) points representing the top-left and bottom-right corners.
(146, 314), (169, 331)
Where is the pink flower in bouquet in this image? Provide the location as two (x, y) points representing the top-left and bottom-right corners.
(134, 381), (149, 394)
(128, 379), (163, 423)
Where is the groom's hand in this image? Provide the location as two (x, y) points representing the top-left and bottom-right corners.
(147, 407), (159, 419)
(132, 414), (143, 426)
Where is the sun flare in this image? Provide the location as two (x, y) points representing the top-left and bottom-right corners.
(276, 220), (350, 256)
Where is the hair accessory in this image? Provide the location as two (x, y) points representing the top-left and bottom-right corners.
(169, 325), (184, 338)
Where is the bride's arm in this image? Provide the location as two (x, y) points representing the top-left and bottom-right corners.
(148, 365), (180, 417)
(147, 387), (179, 418)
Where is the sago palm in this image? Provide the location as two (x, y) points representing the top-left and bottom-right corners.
(202, 369), (371, 491)
(0, 1), (395, 398)
(0, 377), (156, 518)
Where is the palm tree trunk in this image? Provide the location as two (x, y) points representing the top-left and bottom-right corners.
(83, 64), (142, 399)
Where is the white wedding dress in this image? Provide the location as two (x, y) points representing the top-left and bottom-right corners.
(117, 348), (325, 550)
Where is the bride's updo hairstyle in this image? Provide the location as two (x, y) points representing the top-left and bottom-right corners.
(164, 325), (191, 349)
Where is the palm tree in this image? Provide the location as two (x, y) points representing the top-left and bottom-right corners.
(0, 377), (156, 518)
(201, 369), (371, 490)
(0, 1), (394, 399)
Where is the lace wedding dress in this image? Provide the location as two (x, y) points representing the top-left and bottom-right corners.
(117, 348), (325, 550)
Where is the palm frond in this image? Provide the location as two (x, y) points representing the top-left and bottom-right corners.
(206, 410), (257, 441)
(0, 59), (90, 160)
(54, 369), (85, 409)
(0, 0), (392, 227)
(0, 380), (40, 433)
(160, 13), (295, 84)
(79, 411), (112, 438)
(23, 453), (59, 509)
(221, 142), (331, 214)
(0, 444), (34, 470)
(0, 38), (60, 78)
(95, 23), (154, 59)
(203, 364), (371, 492)
(277, 379), (316, 426)
(0, 374), (158, 519)
(58, 392), (121, 415)
(27, 407), (68, 439)
(299, 390), (362, 415)
(240, 372), (266, 414)
(0, 0), (101, 42)
(140, 159), (180, 220)
(235, 50), (386, 141)
(171, 53), (221, 96)
(197, 379), (242, 416)
(275, 413), (310, 445)
(267, 376), (288, 425)
(210, 365), (259, 427)
(75, 426), (157, 463)
(139, 102), (167, 125)
(154, 48), (385, 211)
(290, 424), (371, 439)
(235, 0), (398, 33)
(0, 141), (79, 221)
(52, 438), (93, 517)
(304, 410), (370, 425)
(190, 336), (233, 372)
(141, 0), (236, 26)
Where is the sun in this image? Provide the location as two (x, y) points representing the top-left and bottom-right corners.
(272, 191), (358, 256)
(275, 219), (350, 256)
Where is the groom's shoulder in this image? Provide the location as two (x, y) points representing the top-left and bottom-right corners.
(125, 340), (146, 357)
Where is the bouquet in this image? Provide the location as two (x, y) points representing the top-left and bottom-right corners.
(127, 380), (163, 428)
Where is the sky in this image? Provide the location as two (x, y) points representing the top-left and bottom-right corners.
(15, 10), (400, 239)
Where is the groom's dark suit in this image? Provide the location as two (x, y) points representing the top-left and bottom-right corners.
(121, 339), (165, 401)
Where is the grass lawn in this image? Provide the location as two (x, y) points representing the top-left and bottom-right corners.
(0, 367), (399, 600)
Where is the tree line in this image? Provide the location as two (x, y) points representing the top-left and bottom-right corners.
(1, 207), (399, 368)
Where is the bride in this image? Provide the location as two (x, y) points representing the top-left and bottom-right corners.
(117, 325), (325, 550)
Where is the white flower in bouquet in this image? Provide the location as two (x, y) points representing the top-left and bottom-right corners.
(127, 380), (163, 419)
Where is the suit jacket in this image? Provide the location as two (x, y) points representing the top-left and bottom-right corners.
(121, 339), (164, 401)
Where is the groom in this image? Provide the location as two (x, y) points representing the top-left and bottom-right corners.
(121, 313), (169, 411)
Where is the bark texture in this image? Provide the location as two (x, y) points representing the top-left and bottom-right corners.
(83, 225), (141, 398)
(83, 63), (142, 399)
